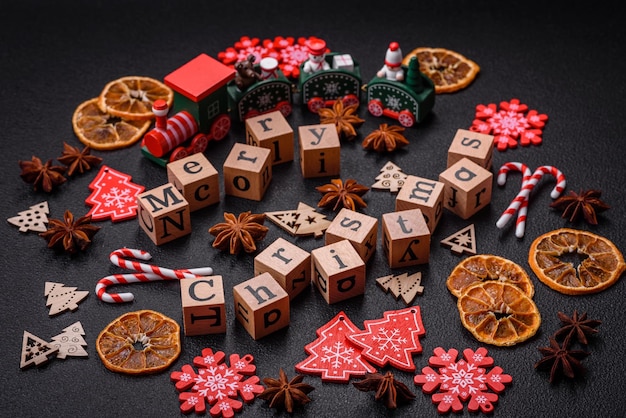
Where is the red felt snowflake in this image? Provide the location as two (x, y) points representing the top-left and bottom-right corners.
(469, 98), (548, 151)
(170, 348), (264, 417)
(217, 36), (329, 80)
(414, 347), (512, 414)
(346, 307), (426, 372)
(295, 311), (376, 383)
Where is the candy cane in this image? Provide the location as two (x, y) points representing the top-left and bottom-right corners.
(496, 165), (566, 237)
(96, 248), (213, 303)
(495, 163), (532, 230)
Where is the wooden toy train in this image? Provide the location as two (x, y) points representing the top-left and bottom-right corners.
(141, 41), (435, 166)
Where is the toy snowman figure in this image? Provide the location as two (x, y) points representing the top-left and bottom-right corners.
(302, 38), (330, 74)
(377, 42), (404, 81)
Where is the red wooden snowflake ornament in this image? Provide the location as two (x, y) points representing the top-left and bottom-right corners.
(170, 347), (264, 417)
(295, 311), (376, 383)
(346, 307), (426, 372)
(85, 165), (145, 222)
(414, 347), (512, 414)
(470, 98), (548, 151)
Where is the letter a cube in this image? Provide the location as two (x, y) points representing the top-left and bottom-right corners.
(382, 209), (431, 268)
(137, 183), (191, 245)
(167, 153), (220, 212)
(439, 157), (493, 219)
(254, 237), (311, 300)
(298, 123), (340, 178)
(233, 272), (290, 340)
(324, 208), (378, 263)
(395, 175), (445, 233)
(311, 240), (366, 304)
(447, 128), (495, 169)
(223, 142), (272, 201)
(180, 276), (226, 336)
(245, 110), (294, 165)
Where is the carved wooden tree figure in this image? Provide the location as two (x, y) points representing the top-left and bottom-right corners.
(45, 282), (89, 316)
(372, 162), (408, 193)
(50, 321), (88, 359)
(7, 201), (49, 232)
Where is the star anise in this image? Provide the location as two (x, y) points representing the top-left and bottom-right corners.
(208, 211), (269, 255)
(259, 368), (315, 413)
(549, 189), (610, 225)
(352, 371), (416, 409)
(318, 98), (365, 140)
(57, 142), (103, 176)
(534, 335), (589, 383)
(316, 178), (369, 211)
(554, 310), (601, 345)
(19, 156), (67, 192)
(362, 123), (409, 153)
(39, 210), (100, 254)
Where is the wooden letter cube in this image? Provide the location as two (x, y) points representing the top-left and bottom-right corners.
(447, 128), (495, 169)
(311, 240), (366, 304)
(233, 272), (290, 340)
(180, 276), (226, 336)
(439, 157), (493, 219)
(298, 123), (340, 178)
(137, 183), (191, 245)
(245, 110), (294, 165)
(382, 209), (431, 268)
(254, 237), (311, 300)
(167, 153), (219, 212)
(223, 142), (272, 201)
(324, 208), (378, 263)
(396, 175), (445, 233)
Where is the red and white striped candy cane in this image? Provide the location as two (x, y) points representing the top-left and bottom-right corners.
(495, 162), (532, 230)
(496, 165), (566, 237)
(96, 248), (213, 303)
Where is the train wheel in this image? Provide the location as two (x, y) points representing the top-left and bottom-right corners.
(367, 99), (384, 117)
(398, 110), (415, 127)
(277, 101), (292, 117)
(190, 134), (208, 153)
(342, 94), (359, 108)
(211, 114), (231, 141)
(169, 146), (188, 162)
(307, 97), (325, 113)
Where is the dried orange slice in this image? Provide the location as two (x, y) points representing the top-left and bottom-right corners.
(96, 310), (181, 375)
(528, 228), (626, 295)
(457, 281), (541, 346)
(72, 98), (151, 150)
(98, 76), (173, 120)
(403, 47), (480, 93)
(447, 254), (534, 298)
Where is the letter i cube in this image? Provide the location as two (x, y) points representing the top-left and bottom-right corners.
(233, 272), (290, 340)
(245, 110), (294, 165)
(447, 128), (495, 169)
(180, 276), (226, 336)
(439, 157), (493, 219)
(137, 183), (191, 245)
(311, 239), (366, 304)
(223, 142), (272, 201)
(254, 237), (311, 300)
(382, 209), (431, 268)
(167, 153), (220, 212)
(324, 208), (378, 263)
(395, 175), (445, 233)
(298, 123), (340, 178)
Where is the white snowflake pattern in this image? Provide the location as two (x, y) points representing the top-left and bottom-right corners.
(372, 327), (407, 352)
(101, 187), (133, 208)
(385, 96), (402, 111)
(321, 341), (355, 369)
(257, 92), (274, 107)
(323, 81), (340, 95)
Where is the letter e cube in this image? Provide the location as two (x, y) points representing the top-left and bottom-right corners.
(167, 153), (219, 212)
